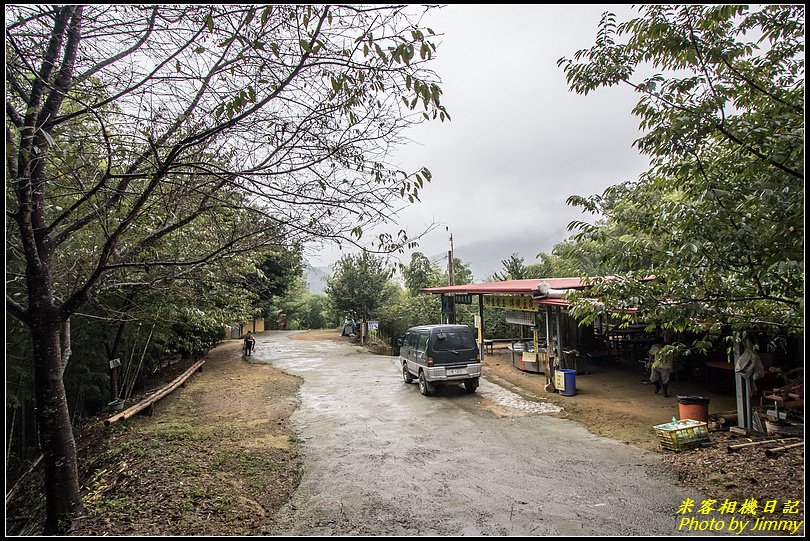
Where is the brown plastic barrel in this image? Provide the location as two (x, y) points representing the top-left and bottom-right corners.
(677, 396), (710, 423)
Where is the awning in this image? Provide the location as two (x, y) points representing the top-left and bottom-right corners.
(421, 277), (587, 296)
(534, 298), (571, 306)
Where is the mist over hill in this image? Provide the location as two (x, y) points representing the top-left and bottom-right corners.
(304, 231), (560, 294)
(433, 233), (561, 283)
(304, 261), (330, 294)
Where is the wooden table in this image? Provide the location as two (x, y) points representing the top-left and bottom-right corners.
(705, 360), (734, 371)
(482, 338), (520, 355)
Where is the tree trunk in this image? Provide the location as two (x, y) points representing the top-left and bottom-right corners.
(30, 315), (84, 534)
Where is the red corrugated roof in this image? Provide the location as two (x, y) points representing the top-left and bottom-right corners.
(534, 298), (571, 306)
(421, 277), (587, 295)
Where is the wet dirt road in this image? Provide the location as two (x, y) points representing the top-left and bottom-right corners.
(255, 331), (702, 536)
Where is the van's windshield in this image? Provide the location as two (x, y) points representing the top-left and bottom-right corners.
(432, 331), (476, 351)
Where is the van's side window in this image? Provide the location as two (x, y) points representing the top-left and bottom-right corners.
(416, 333), (429, 353)
(405, 332), (417, 348)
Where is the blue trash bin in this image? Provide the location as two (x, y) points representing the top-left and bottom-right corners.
(558, 368), (577, 396)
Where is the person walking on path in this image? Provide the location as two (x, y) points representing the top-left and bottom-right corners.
(245, 331), (256, 356)
(648, 342), (674, 397)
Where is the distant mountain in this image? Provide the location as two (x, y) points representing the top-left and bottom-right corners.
(304, 261), (330, 294)
(435, 232), (562, 283)
(305, 230), (560, 293)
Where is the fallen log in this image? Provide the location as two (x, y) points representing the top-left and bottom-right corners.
(764, 442), (804, 458)
(718, 413), (738, 425)
(105, 358), (205, 426)
(727, 437), (801, 453)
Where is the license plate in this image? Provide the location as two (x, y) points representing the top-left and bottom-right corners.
(447, 368), (466, 376)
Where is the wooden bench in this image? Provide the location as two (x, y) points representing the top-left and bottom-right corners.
(482, 338), (522, 354)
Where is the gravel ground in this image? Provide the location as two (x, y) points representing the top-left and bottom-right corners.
(261, 331), (709, 536)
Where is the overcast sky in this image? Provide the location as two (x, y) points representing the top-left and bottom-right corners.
(307, 4), (652, 281)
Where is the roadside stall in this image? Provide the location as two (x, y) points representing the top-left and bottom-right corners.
(422, 278), (593, 393)
(422, 277), (801, 435)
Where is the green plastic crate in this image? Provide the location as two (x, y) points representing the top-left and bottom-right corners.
(654, 419), (710, 451)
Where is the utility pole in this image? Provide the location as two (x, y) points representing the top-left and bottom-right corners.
(448, 230), (456, 324)
(449, 232), (454, 287)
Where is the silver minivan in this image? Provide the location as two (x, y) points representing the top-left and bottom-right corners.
(399, 324), (481, 396)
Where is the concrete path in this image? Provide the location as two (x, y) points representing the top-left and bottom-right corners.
(254, 331), (701, 536)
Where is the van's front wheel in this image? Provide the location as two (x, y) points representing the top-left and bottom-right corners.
(418, 371), (434, 396)
(464, 378), (479, 393)
(402, 362), (414, 384)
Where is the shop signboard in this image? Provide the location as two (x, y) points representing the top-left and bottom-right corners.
(441, 295), (455, 315)
(483, 294), (538, 312)
(505, 310), (535, 326)
(554, 370), (566, 392)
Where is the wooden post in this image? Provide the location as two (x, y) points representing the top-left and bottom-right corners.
(109, 357), (121, 402)
(734, 339), (752, 430)
(110, 365), (119, 400)
(440, 293), (445, 324)
(545, 305), (555, 390)
(478, 294), (485, 362)
(555, 305), (563, 363)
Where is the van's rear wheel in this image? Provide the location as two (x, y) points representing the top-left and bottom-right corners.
(464, 378), (479, 393)
(402, 362), (414, 384)
(418, 371), (433, 396)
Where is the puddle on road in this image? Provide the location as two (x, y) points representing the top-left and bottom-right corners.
(478, 383), (561, 417)
(252, 334), (561, 419)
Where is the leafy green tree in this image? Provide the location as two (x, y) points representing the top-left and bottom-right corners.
(381, 288), (441, 341)
(401, 251), (447, 292)
(299, 294), (334, 330)
(402, 252), (430, 293)
(5, 4), (447, 531)
(251, 246), (304, 305)
(373, 252), (443, 341)
(265, 274), (331, 329)
(558, 5), (803, 341)
(325, 252), (396, 320)
(377, 255), (475, 343)
(445, 257), (474, 286)
(492, 253), (528, 281)
(490, 251), (580, 281)
(525, 252), (568, 279)
(546, 238), (614, 278)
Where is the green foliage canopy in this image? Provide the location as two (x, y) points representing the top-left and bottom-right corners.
(402, 252), (444, 294)
(557, 5), (804, 338)
(492, 253), (529, 281)
(5, 4), (450, 531)
(325, 252), (396, 320)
